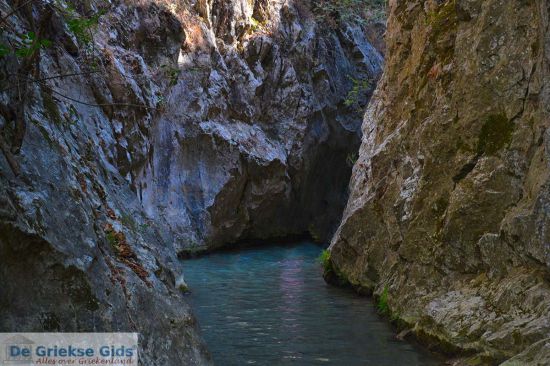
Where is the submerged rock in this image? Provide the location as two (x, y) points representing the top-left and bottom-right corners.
(329, 0), (550, 363)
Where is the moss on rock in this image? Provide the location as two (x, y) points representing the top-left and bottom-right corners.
(477, 113), (514, 155)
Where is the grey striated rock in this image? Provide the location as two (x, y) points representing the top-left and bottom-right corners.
(329, 0), (550, 363)
(0, 0), (212, 363)
(0, 0), (384, 363)
(137, 0), (384, 252)
(501, 338), (550, 366)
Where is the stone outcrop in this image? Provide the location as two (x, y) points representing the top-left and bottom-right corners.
(0, 0), (383, 362)
(136, 0), (384, 252)
(0, 1), (212, 364)
(329, 0), (550, 363)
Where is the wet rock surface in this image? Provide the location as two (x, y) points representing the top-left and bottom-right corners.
(329, 0), (550, 363)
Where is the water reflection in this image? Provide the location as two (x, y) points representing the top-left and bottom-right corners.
(182, 242), (442, 366)
(279, 258), (305, 362)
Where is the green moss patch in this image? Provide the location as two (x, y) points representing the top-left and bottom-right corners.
(318, 249), (332, 272)
(427, 0), (457, 35)
(377, 285), (390, 315)
(426, 0), (458, 62)
(320, 249), (351, 287)
(477, 113), (514, 155)
(41, 89), (63, 125)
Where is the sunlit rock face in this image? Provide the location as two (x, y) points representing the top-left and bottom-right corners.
(0, 1), (212, 363)
(0, 0), (382, 362)
(329, 0), (550, 363)
(136, 1), (384, 251)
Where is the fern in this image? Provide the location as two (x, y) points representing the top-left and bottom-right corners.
(14, 32), (52, 58)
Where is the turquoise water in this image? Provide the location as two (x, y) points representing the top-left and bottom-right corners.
(182, 242), (441, 366)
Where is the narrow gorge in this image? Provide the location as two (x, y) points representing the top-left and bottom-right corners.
(0, 0), (548, 365)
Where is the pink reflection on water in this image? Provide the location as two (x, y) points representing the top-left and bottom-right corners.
(278, 258), (306, 341)
(279, 259), (305, 361)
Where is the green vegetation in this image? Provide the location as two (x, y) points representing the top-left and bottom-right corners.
(427, 0), (456, 23)
(377, 285), (390, 315)
(15, 32), (52, 58)
(178, 281), (190, 293)
(66, 104), (79, 125)
(426, 0), (457, 35)
(41, 89), (63, 126)
(318, 249), (352, 288)
(155, 93), (166, 109)
(477, 113), (514, 155)
(0, 31), (51, 59)
(0, 43), (9, 56)
(105, 230), (118, 248)
(120, 212), (137, 231)
(426, 0), (458, 62)
(375, 286), (402, 323)
(66, 10), (104, 45)
(249, 17), (266, 33)
(138, 223), (150, 233)
(345, 76), (371, 111)
(161, 64), (181, 87)
(0, 4), (103, 59)
(0, 0), (111, 176)
(346, 152), (358, 167)
(318, 249), (332, 272)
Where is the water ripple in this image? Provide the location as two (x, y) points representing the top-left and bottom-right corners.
(183, 242), (441, 366)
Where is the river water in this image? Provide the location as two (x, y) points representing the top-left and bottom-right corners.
(182, 241), (441, 365)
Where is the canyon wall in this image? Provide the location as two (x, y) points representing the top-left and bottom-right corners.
(0, 1), (213, 364)
(329, 0), (550, 363)
(0, 0), (383, 362)
(136, 0), (384, 252)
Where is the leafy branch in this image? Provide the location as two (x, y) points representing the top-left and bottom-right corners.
(344, 76), (371, 111)
(0, 0), (152, 178)
(0, 0), (170, 179)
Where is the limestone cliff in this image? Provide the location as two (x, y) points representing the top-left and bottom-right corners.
(136, 0), (384, 251)
(0, 0), (383, 362)
(329, 0), (550, 363)
(0, 1), (212, 364)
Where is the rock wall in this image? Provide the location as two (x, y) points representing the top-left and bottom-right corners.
(136, 0), (384, 252)
(329, 0), (550, 363)
(0, 1), (211, 364)
(0, 0), (383, 363)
